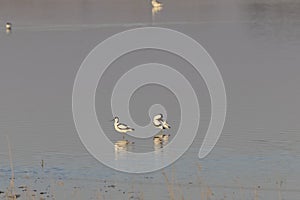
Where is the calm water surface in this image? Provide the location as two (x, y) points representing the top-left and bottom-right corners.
(0, 0), (300, 199)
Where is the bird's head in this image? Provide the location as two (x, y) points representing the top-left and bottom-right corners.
(113, 117), (119, 123)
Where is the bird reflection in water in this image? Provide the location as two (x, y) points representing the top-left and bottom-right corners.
(6, 29), (11, 35)
(114, 140), (134, 160)
(154, 142), (163, 154)
(151, 0), (163, 8)
(153, 133), (170, 154)
(152, 6), (163, 16)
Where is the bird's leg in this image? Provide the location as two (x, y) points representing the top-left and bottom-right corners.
(123, 134), (125, 140)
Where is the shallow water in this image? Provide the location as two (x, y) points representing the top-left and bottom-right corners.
(1, 0), (300, 199)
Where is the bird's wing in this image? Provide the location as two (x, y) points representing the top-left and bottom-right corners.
(117, 123), (129, 130)
(153, 120), (162, 126)
(153, 114), (163, 121)
(158, 118), (165, 123)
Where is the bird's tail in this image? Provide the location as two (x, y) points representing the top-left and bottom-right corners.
(162, 121), (170, 129)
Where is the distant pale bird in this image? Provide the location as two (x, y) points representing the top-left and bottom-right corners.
(153, 114), (170, 130)
(113, 117), (134, 139)
(151, 0), (163, 8)
(6, 22), (12, 30)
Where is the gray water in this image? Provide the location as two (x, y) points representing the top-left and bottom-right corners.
(0, 0), (300, 199)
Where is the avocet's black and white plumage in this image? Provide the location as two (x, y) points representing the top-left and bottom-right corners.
(153, 114), (170, 130)
(113, 117), (134, 139)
